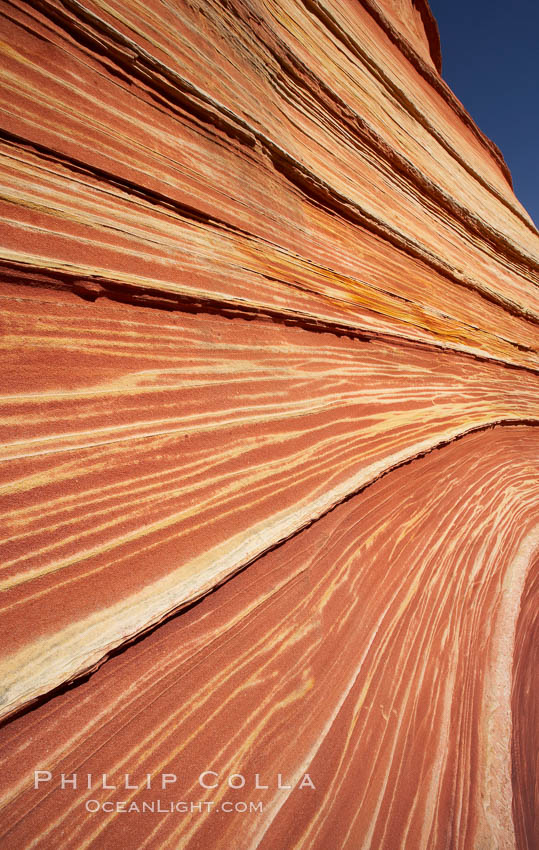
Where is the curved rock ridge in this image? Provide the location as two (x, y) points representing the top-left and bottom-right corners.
(1, 287), (538, 721)
(0, 0), (538, 847)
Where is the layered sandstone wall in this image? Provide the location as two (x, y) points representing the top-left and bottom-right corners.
(0, 0), (537, 847)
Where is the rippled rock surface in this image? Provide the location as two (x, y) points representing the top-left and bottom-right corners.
(0, 0), (537, 847)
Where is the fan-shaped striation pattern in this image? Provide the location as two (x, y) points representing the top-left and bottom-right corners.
(0, 0), (538, 847)
(0, 427), (538, 849)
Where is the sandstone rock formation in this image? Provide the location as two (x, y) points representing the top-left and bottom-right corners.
(0, 0), (537, 847)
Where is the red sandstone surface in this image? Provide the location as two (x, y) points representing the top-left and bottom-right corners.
(0, 0), (537, 848)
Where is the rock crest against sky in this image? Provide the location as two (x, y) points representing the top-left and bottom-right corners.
(430, 0), (539, 225)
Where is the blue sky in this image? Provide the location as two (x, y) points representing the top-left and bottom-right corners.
(428, 0), (538, 226)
